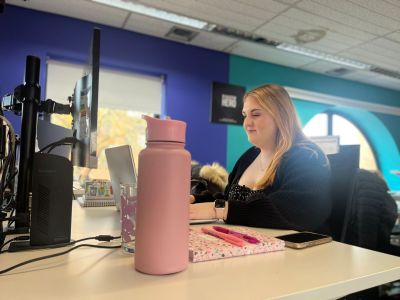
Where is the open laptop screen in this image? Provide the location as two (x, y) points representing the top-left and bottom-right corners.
(105, 145), (137, 210)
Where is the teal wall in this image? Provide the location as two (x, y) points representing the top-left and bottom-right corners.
(228, 55), (400, 190)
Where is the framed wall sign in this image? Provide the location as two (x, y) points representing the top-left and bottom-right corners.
(210, 82), (245, 125)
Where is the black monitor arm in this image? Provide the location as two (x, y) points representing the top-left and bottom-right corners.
(38, 99), (71, 115)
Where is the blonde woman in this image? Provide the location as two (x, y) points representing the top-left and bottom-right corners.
(190, 84), (331, 233)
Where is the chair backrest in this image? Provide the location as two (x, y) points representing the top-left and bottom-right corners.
(344, 169), (397, 253)
(327, 145), (360, 241)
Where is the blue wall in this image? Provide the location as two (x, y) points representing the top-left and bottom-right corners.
(0, 5), (229, 166)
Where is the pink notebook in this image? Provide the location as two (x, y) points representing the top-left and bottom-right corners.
(189, 226), (285, 263)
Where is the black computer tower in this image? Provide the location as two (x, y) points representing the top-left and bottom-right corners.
(30, 153), (73, 246)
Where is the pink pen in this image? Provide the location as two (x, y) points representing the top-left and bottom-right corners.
(201, 227), (244, 247)
(212, 226), (260, 244)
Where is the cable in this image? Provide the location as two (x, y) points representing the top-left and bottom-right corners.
(0, 235), (29, 251)
(0, 243), (121, 274)
(0, 235), (121, 275)
(0, 115), (16, 205)
(39, 137), (78, 154)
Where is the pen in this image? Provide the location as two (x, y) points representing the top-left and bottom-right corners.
(201, 227), (244, 247)
(212, 226), (260, 244)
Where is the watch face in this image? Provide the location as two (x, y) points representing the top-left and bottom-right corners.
(214, 199), (226, 208)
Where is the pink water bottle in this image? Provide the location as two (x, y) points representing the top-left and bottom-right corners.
(134, 115), (191, 275)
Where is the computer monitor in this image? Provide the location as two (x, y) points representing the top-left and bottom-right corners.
(71, 28), (100, 169)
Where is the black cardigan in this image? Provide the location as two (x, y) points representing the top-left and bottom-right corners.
(224, 141), (332, 233)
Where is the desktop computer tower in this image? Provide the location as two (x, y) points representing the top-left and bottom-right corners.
(30, 153), (73, 246)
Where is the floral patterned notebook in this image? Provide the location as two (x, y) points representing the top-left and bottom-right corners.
(189, 226), (285, 263)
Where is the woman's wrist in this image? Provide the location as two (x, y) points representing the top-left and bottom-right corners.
(223, 202), (229, 220)
(214, 200), (229, 220)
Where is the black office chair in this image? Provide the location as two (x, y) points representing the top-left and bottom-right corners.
(327, 145), (360, 242)
(328, 145), (398, 299)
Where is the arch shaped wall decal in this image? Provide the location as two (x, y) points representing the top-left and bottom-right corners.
(301, 105), (400, 190)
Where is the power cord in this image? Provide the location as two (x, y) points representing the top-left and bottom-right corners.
(0, 235), (121, 275)
(0, 235), (29, 252)
(39, 137), (78, 154)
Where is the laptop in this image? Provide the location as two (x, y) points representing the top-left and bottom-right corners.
(105, 145), (137, 211)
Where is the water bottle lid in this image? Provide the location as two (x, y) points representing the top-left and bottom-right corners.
(143, 115), (186, 143)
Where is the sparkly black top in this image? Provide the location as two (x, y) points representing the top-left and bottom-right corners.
(223, 140), (332, 233)
(228, 184), (262, 202)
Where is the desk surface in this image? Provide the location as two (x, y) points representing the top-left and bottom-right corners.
(1, 201), (400, 300)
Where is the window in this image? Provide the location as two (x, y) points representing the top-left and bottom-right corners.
(303, 112), (378, 171)
(45, 60), (163, 181)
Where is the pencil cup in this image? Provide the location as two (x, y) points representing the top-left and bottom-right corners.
(120, 184), (137, 254)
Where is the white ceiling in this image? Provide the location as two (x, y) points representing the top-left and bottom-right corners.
(7, 0), (400, 91)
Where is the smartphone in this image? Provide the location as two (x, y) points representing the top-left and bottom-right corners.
(276, 232), (332, 249)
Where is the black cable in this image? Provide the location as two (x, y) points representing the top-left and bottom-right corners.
(39, 137), (78, 153)
(0, 243), (121, 274)
(0, 235), (29, 251)
(46, 143), (72, 154)
(0, 235), (121, 274)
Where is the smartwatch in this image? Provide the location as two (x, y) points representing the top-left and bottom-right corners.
(214, 199), (226, 220)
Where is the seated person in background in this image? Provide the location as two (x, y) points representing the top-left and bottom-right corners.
(190, 84), (332, 234)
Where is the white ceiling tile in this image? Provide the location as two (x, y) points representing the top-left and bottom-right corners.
(235, 0), (289, 13)
(359, 40), (400, 61)
(275, 0), (301, 5)
(230, 41), (317, 67)
(8, 0), (129, 28)
(190, 32), (238, 52)
(371, 38), (400, 54)
(197, 0), (276, 20)
(384, 0), (400, 8)
(124, 12), (172, 38)
(283, 8), (376, 41)
(349, 0), (400, 22)
(296, 0), (391, 35)
(255, 21), (355, 53)
(313, 0), (400, 30)
(264, 15), (362, 47)
(387, 31), (400, 43)
(340, 48), (400, 70)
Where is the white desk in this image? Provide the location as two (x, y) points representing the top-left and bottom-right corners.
(1, 201), (400, 300)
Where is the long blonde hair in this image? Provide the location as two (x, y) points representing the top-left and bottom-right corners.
(244, 84), (305, 189)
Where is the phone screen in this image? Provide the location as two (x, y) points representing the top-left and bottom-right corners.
(276, 232), (329, 243)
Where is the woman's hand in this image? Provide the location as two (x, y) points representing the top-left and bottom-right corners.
(189, 203), (216, 220)
(189, 195), (195, 204)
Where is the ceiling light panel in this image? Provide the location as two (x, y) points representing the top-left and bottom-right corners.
(92, 0), (214, 29)
(140, 0), (265, 32)
(9, 0), (129, 27)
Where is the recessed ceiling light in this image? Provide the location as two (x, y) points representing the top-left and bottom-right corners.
(92, 0), (215, 30)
